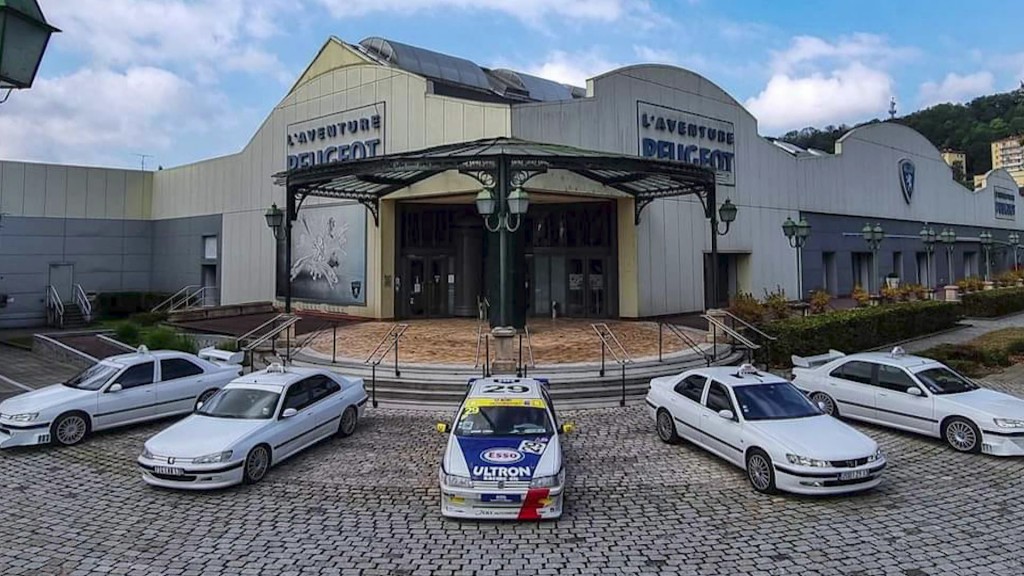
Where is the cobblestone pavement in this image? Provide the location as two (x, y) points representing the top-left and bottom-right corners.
(3, 377), (1024, 576)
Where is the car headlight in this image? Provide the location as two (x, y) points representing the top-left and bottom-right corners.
(993, 418), (1024, 428)
(192, 451), (233, 464)
(141, 447), (154, 459)
(444, 473), (473, 489)
(786, 453), (830, 468)
(530, 472), (563, 489)
(6, 413), (39, 422)
(867, 448), (884, 463)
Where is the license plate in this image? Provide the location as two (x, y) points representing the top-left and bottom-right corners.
(839, 469), (869, 481)
(481, 493), (522, 503)
(154, 466), (184, 476)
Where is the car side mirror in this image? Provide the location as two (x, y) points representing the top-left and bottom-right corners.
(107, 383), (123, 393)
(907, 387), (923, 396)
(560, 422), (576, 434)
(281, 408), (298, 419)
(718, 409), (735, 420)
(436, 422), (449, 434)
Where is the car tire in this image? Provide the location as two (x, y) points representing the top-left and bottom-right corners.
(810, 392), (838, 417)
(943, 417), (982, 454)
(656, 409), (679, 444)
(746, 448), (777, 495)
(195, 389), (218, 410)
(51, 412), (90, 446)
(243, 444), (271, 484)
(337, 406), (358, 438)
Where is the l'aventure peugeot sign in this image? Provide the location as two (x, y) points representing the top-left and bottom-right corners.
(286, 102), (386, 170)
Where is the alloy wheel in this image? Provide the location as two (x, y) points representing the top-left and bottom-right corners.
(56, 415), (87, 445)
(811, 393), (836, 416)
(657, 411), (675, 442)
(340, 407), (357, 436)
(946, 420), (977, 452)
(245, 447), (269, 483)
(747, 454), (772, 492)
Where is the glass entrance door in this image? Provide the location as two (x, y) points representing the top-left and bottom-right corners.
(402, 255), (451, 318)
(403, 256), (426, 318)
(565, 257), (606, 317)
(426, 256), (449, 317)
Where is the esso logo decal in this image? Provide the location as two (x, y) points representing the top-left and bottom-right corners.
(481, 448), (523, 464)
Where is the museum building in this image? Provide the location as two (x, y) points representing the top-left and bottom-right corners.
(0, 36), (1022, 328)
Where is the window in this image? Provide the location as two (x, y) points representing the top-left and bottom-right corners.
(541, 388), (559, 427)
(674, 375), (707, 403)
(705, 382), (735, 414)
(306, 375), (340, 404)
(114, 362), (155, 389)
(830, 361), (874, 385)
(203, 235), (218, 260)
(915, 367), (978, 395)
(877, 365), (918, 393)
(160, 358), (204, 381)
(892, 252), (903, 279)
(282, 381), (312, 413)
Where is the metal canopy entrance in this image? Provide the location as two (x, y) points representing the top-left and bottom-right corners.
(273, 137), (717, 227)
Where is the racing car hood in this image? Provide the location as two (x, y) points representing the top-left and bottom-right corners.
(0, 384), (93, 416)
(939, 388), (1024, 418)
(445, 434), (561, 481)
(754, 414), (877, 461)
(144, 414), (268, 458)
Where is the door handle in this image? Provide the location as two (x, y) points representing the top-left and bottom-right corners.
(878, 392), (888, 397)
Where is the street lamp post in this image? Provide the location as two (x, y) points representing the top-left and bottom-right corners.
(264, 203), (290, 313)
(1009, 232), (1021, 269)
(782, 216), (811, 299)
(0, 0), (61, 104)
(939, 227), (957, 284)
(979, 230), (993, 281)
(861, 223), (884, 294)
(474, 170), (530, 327)
(919, 225), (937, 287)
(708, 198), (738, 309)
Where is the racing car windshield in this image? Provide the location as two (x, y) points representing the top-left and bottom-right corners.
(197, 389), (280, 419)
(62, 363), (119, 391)
(455, 405), (553, 437)
(914, 367), (978, 395)
(733, 382), (821, 421)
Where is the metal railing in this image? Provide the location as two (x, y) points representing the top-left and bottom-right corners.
(290, 320), (332, 360)
(592, 323), (632, 407)
(238, 314), (301, 367)
(46, 285), (64, 328)
(720, 310), (776, 365)
(516, 326), (535, 377)
(152, 285), (199, 313)
(702, 314), (760, 364)
(72, 284), (92, 324)
(152, 285), (217, 313)
(658, 321), (712, 366)
(474, 297), (491, 369)
(365, 323), (409, 408)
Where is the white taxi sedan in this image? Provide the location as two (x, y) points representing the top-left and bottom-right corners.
(792, 347), (1024, 456)
(0, 346), (242, 448)
(138, 364), (367, 489)
(647, 364), (885, 495)
(437, 378), (575, 520)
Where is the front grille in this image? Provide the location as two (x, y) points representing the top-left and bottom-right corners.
(150, 472), (197, 482)
(829, 457), (869, 468)
(472, 480), (531, 490)
(822, 475), (877, 487)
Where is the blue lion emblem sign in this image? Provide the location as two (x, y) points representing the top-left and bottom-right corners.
(898, 159), (915, 204)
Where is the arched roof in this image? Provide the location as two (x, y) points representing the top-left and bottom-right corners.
(836, 122), (944, 160)
(590, 64), (747, 110)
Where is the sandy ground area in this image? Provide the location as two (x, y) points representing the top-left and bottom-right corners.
(309, 318), (704, 365)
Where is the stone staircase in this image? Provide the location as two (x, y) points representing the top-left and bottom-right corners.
(61, 305), (91, 330)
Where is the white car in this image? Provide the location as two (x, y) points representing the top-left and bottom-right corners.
(437, 378), (575, 520)
(646, 364), (885, 495)
(137, 364), (367, 489)
(0, 346), (242, 448)
(792, 347), (1024, 456)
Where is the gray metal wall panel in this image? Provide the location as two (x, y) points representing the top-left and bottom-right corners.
(150, 214), (222, 294)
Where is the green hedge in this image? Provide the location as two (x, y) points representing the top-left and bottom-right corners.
(97, 292), (170, 318)
(764, 301), (962, 366)
(960, 287), (1024, 318)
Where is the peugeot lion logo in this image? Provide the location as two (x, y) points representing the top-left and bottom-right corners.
(167, 457), (175, 465)
(898, 158), (915, 204)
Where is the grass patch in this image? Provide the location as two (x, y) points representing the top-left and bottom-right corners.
(921, 328), (1024, 377)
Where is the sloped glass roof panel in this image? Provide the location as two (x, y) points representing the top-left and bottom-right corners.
(494, 69), (577, 102)
(359, 37), (493, 92)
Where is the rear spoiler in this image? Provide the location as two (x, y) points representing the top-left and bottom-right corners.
(791, 349), (845, 369)
(198, 346), (244, 365)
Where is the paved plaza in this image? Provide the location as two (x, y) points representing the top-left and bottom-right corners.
(2, 372), (1024, 575)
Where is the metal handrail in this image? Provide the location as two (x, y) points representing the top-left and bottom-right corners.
(659, 322), (712, 366)
(238, 314), (290, 344)
(46, 285), (64, 328)
(152, 285), (199, 313)
(702, 314), (759, 350)
(242, 316), (301, 352)
(525, 325), (535, 368)
(73, 284), (92, 323)
(720, 310), (777, 341)
(592, 323), (632, 407)
(169, 286), (216, 312)
(365, 323), (409, 409)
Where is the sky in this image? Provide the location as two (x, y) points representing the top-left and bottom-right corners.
(1, 0), (1022, 170)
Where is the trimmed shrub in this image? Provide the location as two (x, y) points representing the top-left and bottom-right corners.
(727, 292), (764, 325)
(143, 326), (197, 354)
(114, 321), (141, 346)
(216, 340), (240, 352)
(764, 300), (962, 366)
(809, 290), (831, 314)
(961, 287), (1024, 318)
(1005, 339), (1024, 355)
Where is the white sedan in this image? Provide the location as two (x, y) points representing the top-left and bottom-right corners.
(792, 347), (1024, 456)
(646, 364), (885, 495)
(137, 364), (367, 489)
(0, 346), (242, 448)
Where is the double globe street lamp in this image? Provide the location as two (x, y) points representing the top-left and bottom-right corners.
(861, 223), (884, 294)
(707, 198), (738, 309)
(1009, 232), (1022, 269)
(939, 228), (957, 284)
(920, 225), (937, 287)
(264, 203), (291, 312)
(979, 230), (994, 280)
(782, 216), (811, 299)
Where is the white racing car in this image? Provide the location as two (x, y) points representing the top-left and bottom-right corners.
(792, 347), (1024, 456)
(138, 364), (367, 489)
(647, 364), (885, 495)
(437, 377), (575, 520)
(0, 346), (242, 448)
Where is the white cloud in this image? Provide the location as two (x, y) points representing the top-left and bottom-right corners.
(769, 33), (915, 75)
(314, 0), (647, 25)
(522, 50), (622, 87)
(745, 63), (892, 132)
(0, 67), (234, 167)
(918, 72), (995, 108)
